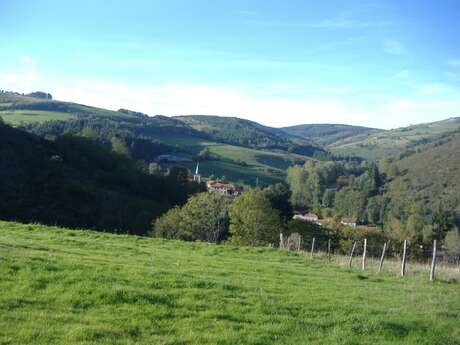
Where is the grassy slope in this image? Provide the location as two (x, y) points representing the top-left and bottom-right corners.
(0, 110), (76, 125)
(1, 221), (459, 345)
(281, 124), (381, 147)
(329, 118), (460, 160)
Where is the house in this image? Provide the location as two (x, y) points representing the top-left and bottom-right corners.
(340, 217), (357, 228)
(293, 213), (319, 222)
(316, 217), (336, 227)
(206, 180), (241, 196)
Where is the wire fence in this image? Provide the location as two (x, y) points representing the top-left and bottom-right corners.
(280, 232), (460, 282)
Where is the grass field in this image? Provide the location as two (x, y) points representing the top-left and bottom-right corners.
(1, 221), (459, 345)
(329, 117), (460, 159)
(155, 135), (307, 185)
(0, 110), (76, 125)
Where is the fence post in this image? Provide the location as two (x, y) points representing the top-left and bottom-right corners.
(430, 240), (437, 282)
(348, 241), (356, 268)
(279, 233), (284, 249)
(362, 238), (367, 270)
(401, 240), (407, 277)
(378, 242), (387, 273)
(310, 237), (315, 259)
(327, 239), (331, 263)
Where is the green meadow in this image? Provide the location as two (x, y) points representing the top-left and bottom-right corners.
(1, 221), (459, 345)
(0, 110), (76, 125)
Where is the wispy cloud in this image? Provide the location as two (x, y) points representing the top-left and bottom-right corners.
(310, 18), (391, 29)
(396, 69), (409, 78)
(249, 18), (391, 30)
(383, 39), (405, 55)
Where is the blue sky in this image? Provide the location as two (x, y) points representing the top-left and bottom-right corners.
(1, 0), (460, 128)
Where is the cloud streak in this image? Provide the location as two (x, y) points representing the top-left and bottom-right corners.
(383, 39), (406, 55)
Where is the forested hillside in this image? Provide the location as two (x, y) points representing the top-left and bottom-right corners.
(383, 133), (460, 225)
(0, 121), (203, 234)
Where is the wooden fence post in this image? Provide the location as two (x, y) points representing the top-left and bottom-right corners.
(362, 238), (367, 270)
(310, 237), (315, 259)
(348, 241), (356, 268)
(401, 240), (407, 277)
(279, 233), (284, 249)
(378, 242), (387, 273)
(327, 239), (331, 263)
(430, 240), (437, 282)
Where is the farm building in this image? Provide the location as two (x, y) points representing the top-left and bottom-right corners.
(206, 180), (241, 196)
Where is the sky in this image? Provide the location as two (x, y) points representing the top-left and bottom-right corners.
(1, 0), (460, 129)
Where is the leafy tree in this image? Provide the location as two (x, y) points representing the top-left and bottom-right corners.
(152, 207), (184, 240)
(153, 192), (231, 243)
(110, 136), (131, 158)
(228, 189), (281, 246)
(263, 183), (293, 223)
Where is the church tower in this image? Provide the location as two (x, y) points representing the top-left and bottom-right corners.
(193, 162), (201, 183)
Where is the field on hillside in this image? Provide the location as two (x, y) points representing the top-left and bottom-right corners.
(156, 135), (307, 185)
(1, 221), (459, 345)
(0, 110), (76, 125)
(329, 118), (460, 159)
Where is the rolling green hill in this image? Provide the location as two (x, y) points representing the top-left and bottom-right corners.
(174, 115), (326, 156)
(281, 123), (382, 147)
(1, 220), (459, 345)
(0, 92), (314, 186)
(328, 118), (460, 160)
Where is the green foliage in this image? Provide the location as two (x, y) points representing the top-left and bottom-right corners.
(286, 160), (382, 221)
(262, 183), (293, 223)
(228, 190), (282, 246)
(0, 125), (201, 234)
(287, 219), (324, 244)
(153, 192), (231, 243)
(110, 136), (131, 158)
(444, 228), (460, 256)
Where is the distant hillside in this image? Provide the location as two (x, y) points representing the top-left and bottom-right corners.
(174, 115), (326, 157)
(0, 92), (311, 186)
(329, 117), (460, 160)
(281, 123), (381, 147)
(0, 122), (202, 234)
(384, 132), (460, 218)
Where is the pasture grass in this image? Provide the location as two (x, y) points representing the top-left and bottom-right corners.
(1, 220), (459, 345)
(0, 110), (76, 125)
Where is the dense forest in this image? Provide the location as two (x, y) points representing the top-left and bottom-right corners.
(0, 120), (203, 234)
(285, 140), (460, 247)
